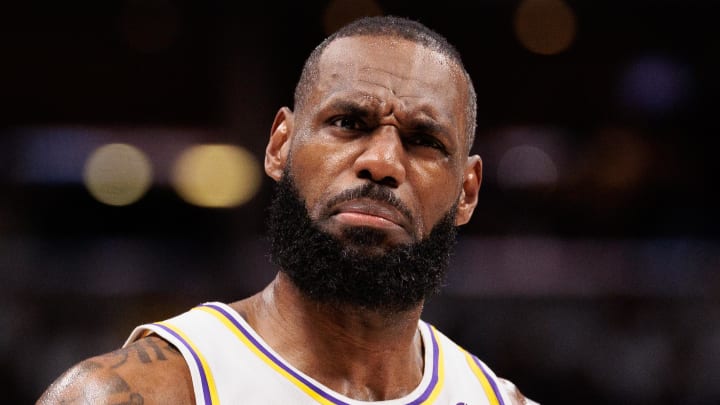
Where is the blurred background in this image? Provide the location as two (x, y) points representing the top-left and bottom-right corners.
(1, 0), (718, 403)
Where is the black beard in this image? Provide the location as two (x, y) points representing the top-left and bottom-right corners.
(266, 173), (458, 314)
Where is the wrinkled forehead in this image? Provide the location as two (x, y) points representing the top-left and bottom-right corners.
(313, 35), (470, 138)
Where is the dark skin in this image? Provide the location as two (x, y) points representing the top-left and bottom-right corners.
(37, 35), (535, 403)
(37, 336), (194, 404)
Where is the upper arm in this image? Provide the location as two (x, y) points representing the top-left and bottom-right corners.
(37, 336), (194, 405)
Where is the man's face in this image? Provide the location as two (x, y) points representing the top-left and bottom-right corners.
(263, 35), (482, 312)
(278, 35), (477, 254)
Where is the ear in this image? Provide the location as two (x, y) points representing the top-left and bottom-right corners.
(455, 155), (483, 226)
(265, 107), (294, 182)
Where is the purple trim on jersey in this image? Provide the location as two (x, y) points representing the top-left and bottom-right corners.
(154, 323), (212, 405)
(201, 303), (441, 405)
(471, 355), (505, 405)
(201, 303), (350, 405)
(405, 321), (440, 405)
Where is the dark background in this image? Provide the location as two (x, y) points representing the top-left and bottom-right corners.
(1, 0), (718, 403)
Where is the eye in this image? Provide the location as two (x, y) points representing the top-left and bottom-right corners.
(406, 134), (448, 154)
(330, 116), (366, 131)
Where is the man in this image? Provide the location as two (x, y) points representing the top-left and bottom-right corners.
(38, 15), (537, 404)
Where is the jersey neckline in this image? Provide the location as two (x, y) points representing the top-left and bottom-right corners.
(196, 301), (444, 404)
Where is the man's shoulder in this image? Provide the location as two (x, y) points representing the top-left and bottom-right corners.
(36, 336), (194, 405)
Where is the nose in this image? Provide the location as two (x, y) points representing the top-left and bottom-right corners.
(353, 126), (407, 188)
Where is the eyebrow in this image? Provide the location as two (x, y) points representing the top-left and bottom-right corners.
(409, 118), (447, 137)
(322, 97), (378, 119)
(325, 98), (443, 128)
(322, 95), (457, 150)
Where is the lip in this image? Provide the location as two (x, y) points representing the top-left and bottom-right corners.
(330, 199), (410, 230)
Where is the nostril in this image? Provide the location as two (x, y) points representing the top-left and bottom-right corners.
(358, 169), (372, 181)
(358, 169), (398, 188)
(379, 176), (398, 188)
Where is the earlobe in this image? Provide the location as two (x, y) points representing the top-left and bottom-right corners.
(265, 107), (294, 181)
(455, 155), (483, 226)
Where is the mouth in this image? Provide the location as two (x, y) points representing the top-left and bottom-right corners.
(330, 199), (410, 231)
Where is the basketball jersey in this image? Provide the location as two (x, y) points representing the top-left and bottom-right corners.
(125, 301), (514, 405)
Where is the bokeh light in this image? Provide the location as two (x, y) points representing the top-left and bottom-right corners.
(580, 128), (651, 190)
(514, 0), (576, 55)
(497, 144), (558, 189)
(171, 144), (261, 208)
(322, 0), (383, 35)
(83, 143), (153, 206)
(619, 55), (692, 114)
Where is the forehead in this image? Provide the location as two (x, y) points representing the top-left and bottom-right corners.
(311, 36), (469, 137)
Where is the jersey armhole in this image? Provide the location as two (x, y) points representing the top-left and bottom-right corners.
(125, 323), (211, 405)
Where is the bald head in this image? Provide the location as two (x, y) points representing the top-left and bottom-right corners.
(293, 15), (477, 153)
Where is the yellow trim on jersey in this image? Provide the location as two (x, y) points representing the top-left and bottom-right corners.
(465, 352), (500, 405)
(195, 305), (446, 404)
(156, 320), (220, 405)
(423, 325), (445, 403)
(194, 306), (339, 405)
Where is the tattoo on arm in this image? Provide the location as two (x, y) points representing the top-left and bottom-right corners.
(100, 372), (144, 405)
(143, 336), (168, 361)
(111, 392), (144, 405)
(48, 360), (145, 405)
(42, 338), (182, 404)
(108, 337), (180, 369)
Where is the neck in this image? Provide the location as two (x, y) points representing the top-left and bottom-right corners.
(234, 272), (426, 401)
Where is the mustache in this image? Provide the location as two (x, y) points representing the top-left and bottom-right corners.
(324, 183), (414, 224)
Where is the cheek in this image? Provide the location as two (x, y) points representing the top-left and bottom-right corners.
(410, 163), (462, 231)
(287, 141), (353, 217)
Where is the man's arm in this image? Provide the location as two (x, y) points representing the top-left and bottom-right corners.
(37, 336), (194, 405)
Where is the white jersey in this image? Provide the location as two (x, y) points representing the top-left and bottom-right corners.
(125, 301), (517, 405)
